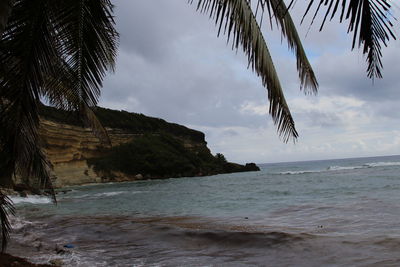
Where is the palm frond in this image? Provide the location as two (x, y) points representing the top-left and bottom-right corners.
(0, 0), (119, 251)
(0, 0), (57, 194)
(0, 0), (15, 35)
(301, 0), (396, 79)
(43, 61), (111, 145)
(0, 191), (15, 252)
(42, 0), (118, 144)
(190, 0), (298, 141)
(52, 0), (119, 108)
(262, 0), (318, 93)
(80, 104), (111, 146)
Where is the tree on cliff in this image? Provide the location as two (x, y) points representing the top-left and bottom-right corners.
(0, 0), (396, 250)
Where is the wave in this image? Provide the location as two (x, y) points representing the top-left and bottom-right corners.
(328, 161), (400, 171)
(327, 165), (365, 171)
(64, 190), (133, 200)
(277, 161), (400, 175)
(278, 170), (318, 175)
(364, 161), (400, 168)
(10, 195), (52, 205)
(93, 191), (126, 197)
(10, 216), (34, 231)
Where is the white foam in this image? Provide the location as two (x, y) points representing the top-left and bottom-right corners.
(278, 170), (317, 175)
(278, 161), (400, 175)
(66, 191), (127, 200)
(364, 161), (400, 168)
(10, 215), (33, 231)
(92, 191), (126, 197)
(327, 165), (364, 171)
(10, 195), (52, 205)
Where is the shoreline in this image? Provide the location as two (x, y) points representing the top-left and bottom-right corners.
(0, 253), (55, 267)
(4, 166), (261, 197)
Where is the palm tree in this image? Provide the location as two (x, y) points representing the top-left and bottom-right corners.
(0, 0), (118, 251)
(0, 0), (396, 251)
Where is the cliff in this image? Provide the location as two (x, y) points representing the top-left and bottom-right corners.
(35, 105), (259, 188)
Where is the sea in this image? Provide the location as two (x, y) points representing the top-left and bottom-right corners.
(8, 155), (400, 266)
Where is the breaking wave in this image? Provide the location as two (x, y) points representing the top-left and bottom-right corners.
(277, 161), (400, 175)
(10, 195), (52, 205)
(278, 170), (318, 175)
(364, 161), (400, 167)
(327, 165), (365, 171)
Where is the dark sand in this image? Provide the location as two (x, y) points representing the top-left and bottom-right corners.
(0, 253), (55, 267)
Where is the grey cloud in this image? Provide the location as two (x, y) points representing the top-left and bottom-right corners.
(102, 0), (275, 129)
(299, 110), (344, 128)
(312, 40), (400, 102)
(98, 1), (400, 162)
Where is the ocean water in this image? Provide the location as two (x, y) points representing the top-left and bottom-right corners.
(8, 155), (400, 266)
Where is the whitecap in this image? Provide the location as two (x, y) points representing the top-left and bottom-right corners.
(92, 191), (126, 197)
(278, 170), (317, 175)
(10, 195), (52, 205)
(364, 161), (400, 168)
(327, 165), (364, 171)
(65, 191), (127, 200)
(10, 215), (33, 231)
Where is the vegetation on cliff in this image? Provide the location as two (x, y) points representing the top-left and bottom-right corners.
(39, 105), (205, 143)
(87, 134), (259, 180)
(39, 104), (260, 180)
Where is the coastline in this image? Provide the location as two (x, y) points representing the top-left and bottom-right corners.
(7, 155), (400, 266)
(0, 253), (55, 267)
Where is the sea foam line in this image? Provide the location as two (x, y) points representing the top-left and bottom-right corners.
(10, 195), (52, 205)
(364, 161), (400, 167)
(277, 161), (400, 175)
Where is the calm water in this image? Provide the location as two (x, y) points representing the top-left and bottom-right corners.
(9, 155), (400, 266)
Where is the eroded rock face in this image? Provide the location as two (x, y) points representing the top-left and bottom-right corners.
(39, 119), (207, 188)
(40, 119), (106, 187)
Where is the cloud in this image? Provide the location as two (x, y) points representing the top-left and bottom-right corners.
(99, 0), (400, 163)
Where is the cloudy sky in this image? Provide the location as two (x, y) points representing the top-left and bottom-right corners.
(99, 1), (400, 164)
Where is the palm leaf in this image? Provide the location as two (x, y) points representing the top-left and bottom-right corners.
(52, 0), (118, 108)
(43, 61), (111, 146)
(0, 0), (57, 192)
(0, 0), (15, 35)
(262, 0), (318, 93)
(0, 0), (61, 250)
(0, 191), (15, 252)
(44, 0), (118, 145)
(191, 0), (298, 141)
(301, 0), (396, 79)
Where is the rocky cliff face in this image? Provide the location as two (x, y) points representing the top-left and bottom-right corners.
(39, 119), (209, 188)
(17, 105), (260, 189)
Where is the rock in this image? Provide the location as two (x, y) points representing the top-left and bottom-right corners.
(135, 174), (143, 180)
(0, 188), (19, 196)
(243, 163), (260, 172)
(49, 258), (63, 266)
(35, 242), (43, 251)
(13, 183), (30, 192)
(55, 244), (69, 255)
(18, 191), (28, 197)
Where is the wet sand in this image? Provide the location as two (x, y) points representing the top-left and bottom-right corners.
(0, 253), (54, 267)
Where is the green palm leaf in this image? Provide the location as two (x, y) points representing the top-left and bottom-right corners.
(191, 0), (299, 142)
(43, 61), (112, 146)
(52, 0), (118, 108)
(0, 0), (57, 192)
(0, 0), (118, 250)
(0, 192), (15, 252)
(301, 0), (396, 79)
(262, 0), (318, 93)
